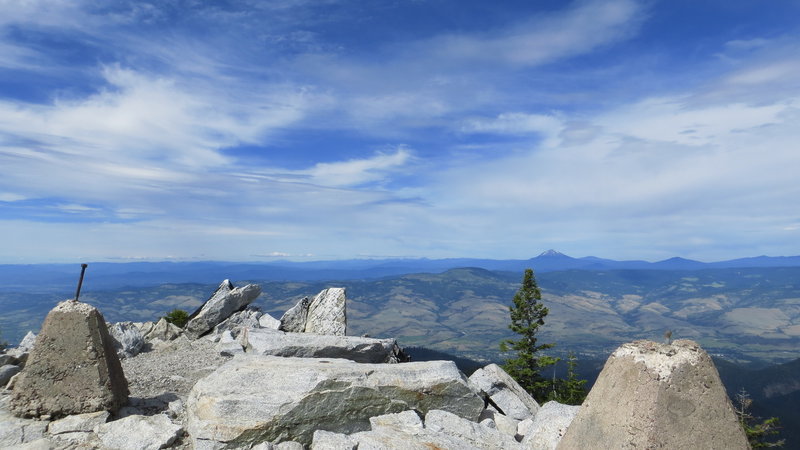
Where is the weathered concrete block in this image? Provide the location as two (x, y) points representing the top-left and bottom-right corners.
(558, 339), (749, 450)
(9, 300), (128, 419)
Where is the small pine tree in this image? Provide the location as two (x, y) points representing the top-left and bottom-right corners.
(735, 388), (785, 448)
(500, 268), (558, 401)
(163, 309), (190, 328)
(549, 352), (588, 405)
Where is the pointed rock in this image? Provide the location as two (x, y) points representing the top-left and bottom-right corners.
(185, 280), (262, 339)
(9, 300), (128, 419)
(468, 363), (539, 420)
(279, 296), (311, 333)
(558, 339), (749, 450)
(305, 288), (347, 335)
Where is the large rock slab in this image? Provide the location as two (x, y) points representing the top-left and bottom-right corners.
(558, 339), (749, 450)
(185, 280), (262, 339)
(469, 363), (540, 420)
(96, 413), (183, 450)
(520, 401), (578, 449)
(245, 328), (406, 363)
(0, 393), (48, 447)
(9, 300), (129, 419)
(305, 288), (347, 335)
(185, 355), (483, 448)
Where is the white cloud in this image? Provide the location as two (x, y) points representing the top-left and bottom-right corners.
(423, 0), (642, 67)
(302, 148), (412, 187)
(0, 192), (27, 202)
(597, 97), (791, 146)
(461, 113), (564, 146)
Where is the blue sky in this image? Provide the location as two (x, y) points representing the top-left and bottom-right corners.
(0, 0), (799, 263)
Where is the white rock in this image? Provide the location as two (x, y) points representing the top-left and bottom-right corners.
(144, 318), (182, 342)
(216, 330), (244, 356)
(305, 288), (347, 335)
(259, 313), (282, 330)
(17, 332), (37, 353)
(520, 401), (579, 449)
(351, 426), (472, 450)
(516, 417), (535, 440)
(47, 410), (109, 435)
(109, 321), (145, 359)
(369, 410), (424, 433)
(312, 430), (357, 449)
(0, 396), (47, 447)
(185, 355), (483, 448)
(469, 364), (539, 420)
(96, 414), (182, 450)
(276, 441), (304, 450)
(425, 409), (521, 449)
(479, 409), (519, 438)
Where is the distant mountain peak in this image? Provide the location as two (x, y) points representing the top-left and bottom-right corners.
(538, 249), (570, 258)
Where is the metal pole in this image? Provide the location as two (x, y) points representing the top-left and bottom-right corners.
(74, 263), (88, 301)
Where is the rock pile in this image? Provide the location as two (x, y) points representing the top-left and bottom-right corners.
(0, 280), (750, 449)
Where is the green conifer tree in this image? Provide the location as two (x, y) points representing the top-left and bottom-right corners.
(500, 268), (558, 401)
(548, 351), (588, 405)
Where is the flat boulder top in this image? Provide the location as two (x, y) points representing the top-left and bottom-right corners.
(611, 339), (704, 380)
(52, 299), (97, 315)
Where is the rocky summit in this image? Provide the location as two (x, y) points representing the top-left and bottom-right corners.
(0, 281), (750, 449)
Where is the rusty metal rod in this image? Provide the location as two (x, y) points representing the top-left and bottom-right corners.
(74, 263), (88, 301)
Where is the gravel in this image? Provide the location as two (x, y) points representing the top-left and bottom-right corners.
(121, 336), (231, 402)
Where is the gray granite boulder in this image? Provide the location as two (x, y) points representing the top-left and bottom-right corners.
(245, 328), (406, 363)
(96, 413), (183, 450)
(211, 308), (263, 340)
(259, 313), (281, 330)
(279, 296), (311, 333)
(47, 410), (109, 435)
(144, 317), (183, 343)
(280, 288), (347, 335)
(312, 430), (356, 449)
(10, 300), (128, 419)
(185, 355), (483, 448)
(520, 401), (579, 449)
(305, 288), (347, 335)
(185, 280), (262, 339)
(425, 409), (521, 449)
(0, 365), (21, 388)
(558, 339), (749, 450)
(469, 363), (540, 421)
(109, 321), (145, 359)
